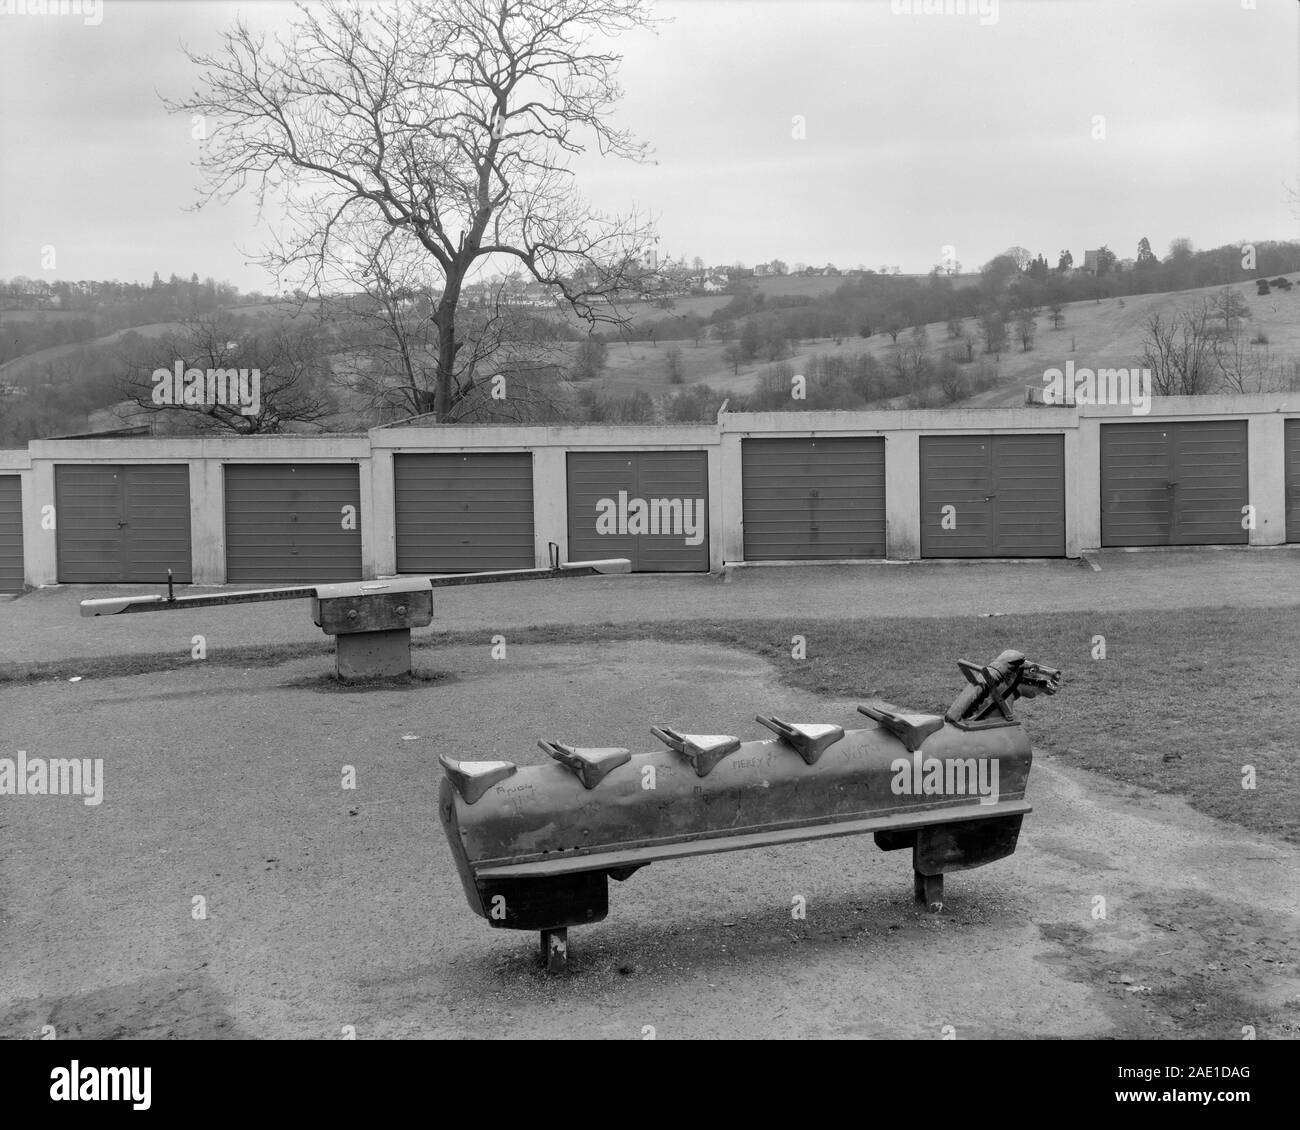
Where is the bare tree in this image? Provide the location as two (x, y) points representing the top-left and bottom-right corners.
(978, 308), (1007, 356)
(1209, 287), (1251, 334)
(1004, 246), (1032, 273)
(115, 313), (335, 433)
(665, 345), (684, 384)
(722, 342), (743, 375)
(1210, 324), (1283, 394)
(1013, 308), (1038, 351)
(166, 0), (660, 421)
(326, 246), (571, 423)
(1140, 303), (1215, 396)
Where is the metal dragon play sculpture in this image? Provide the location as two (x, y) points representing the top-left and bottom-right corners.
(439, 649), (1062, 970)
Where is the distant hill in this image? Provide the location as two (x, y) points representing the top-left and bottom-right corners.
(573, 274), (1300, 404)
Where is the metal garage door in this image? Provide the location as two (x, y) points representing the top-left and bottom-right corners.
(0, 475), (22, 592)
(1286, 420), (1300, 543)
(567, 451), (709, 572)
(741, 437), (886, 559)
(55, 464), (192, 583)
(1101, 421), (1248, 546)
(224, 463), (362, 583)
(920, 434), (1065, 557)
(395, 453), (534, 572)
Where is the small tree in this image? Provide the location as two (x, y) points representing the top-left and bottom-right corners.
(881, 309), (907, 344)
(1210, 287), (1251, 334)
(722, 342), (744, 375)
(665, 345), (684, 384)
(978, 309), (1008, 356)
(1014, 308), (1038, 351)
(1048, 300), (1065, 330)
(572, 337), (608, 381)
(937, 356), (966, 403)
(1140, 302), (1215, 395)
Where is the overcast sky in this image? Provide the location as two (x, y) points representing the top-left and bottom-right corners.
(1, 0), (1296, 292)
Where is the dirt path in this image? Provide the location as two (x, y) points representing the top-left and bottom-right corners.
(2, 641), (1296, 1039)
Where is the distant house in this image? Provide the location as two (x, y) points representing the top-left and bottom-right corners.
(1116, 258), (1136, 273)
(1081, 249), (1101, 275)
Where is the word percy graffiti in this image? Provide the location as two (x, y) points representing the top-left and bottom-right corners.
(594, 490), (705, 547)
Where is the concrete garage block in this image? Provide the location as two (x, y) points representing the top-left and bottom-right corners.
(335, 628), (413, 681)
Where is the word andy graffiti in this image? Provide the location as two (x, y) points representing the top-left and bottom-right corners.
(50, 1062), (151, 1111)
(151, 361), (261, 416)
(891, 752), (1000, 805)
(891, 0), (998, 26)
(0, 750), (103, 805)
(0, 0), (102, 24)
(595, 491), (705, 546)
(1041, 362), (1152, 415)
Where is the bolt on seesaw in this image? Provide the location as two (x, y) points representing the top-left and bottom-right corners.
(79, 544), (631, 682)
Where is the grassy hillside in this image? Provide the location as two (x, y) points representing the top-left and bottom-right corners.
(0, 302), (297, 380)
(584, 274), (1300, 407)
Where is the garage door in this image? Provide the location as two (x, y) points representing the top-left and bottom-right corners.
(395, 453), (534, 572)
(567, 451), (709, 572)
(0, 475), (22, 592)
(741, 437), (885, 559)
(920, 434), (1065, 557)
(1101, 421), (1248, 546)
(224, 463), (362, 583)
(55, 464), (192, 583)
(1286, 420), (1300, 543)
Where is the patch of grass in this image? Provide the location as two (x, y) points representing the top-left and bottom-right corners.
(423, 608), (1300, 845)
(3, 606), (1293, 844)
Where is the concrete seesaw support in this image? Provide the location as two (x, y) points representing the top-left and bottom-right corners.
(78, 550), (631, 683)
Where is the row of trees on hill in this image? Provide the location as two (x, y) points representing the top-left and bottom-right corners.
(0, 273), (254, 365)
(620, 239), (1300, 352)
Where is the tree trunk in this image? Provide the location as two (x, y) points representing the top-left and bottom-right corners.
(433, 272), (465, 421)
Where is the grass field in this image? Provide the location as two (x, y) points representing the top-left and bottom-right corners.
(580, 273), (1300, 405)
(4, 605), (1295, 846)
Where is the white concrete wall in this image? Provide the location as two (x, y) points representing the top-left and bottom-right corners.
(0, 450), (34, 588)
(7, 396), (1297, 585)
(720, 407), (1082, 560)
(1075, 395), (1298, 551)
(23, 436), (370, 585)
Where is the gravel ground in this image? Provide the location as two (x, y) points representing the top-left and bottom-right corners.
(2, 551), (1297, 1039)
(1, 638), (1297, 1040)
